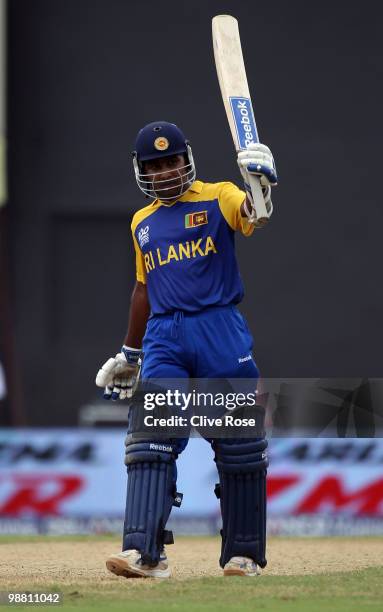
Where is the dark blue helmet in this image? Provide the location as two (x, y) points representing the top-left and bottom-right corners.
(132, 121), (196, 201)
(134, 121), (189, 162)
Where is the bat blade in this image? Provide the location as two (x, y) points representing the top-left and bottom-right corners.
(212, 14), (270, 223)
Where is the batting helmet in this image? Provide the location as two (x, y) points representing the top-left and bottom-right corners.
(132, 121), (196, 201)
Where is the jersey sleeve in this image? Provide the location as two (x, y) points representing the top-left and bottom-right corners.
(132, 230), (147, 284)
(217, 182), (255, 237)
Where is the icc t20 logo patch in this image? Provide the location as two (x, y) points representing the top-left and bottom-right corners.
(138, 225), (150, 247)
(185, 211), (208, 228)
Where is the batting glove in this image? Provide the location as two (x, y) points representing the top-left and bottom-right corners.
(237, 143), (277, 222)
(95, 346), (142, 400)
(237, 142), (278, 187)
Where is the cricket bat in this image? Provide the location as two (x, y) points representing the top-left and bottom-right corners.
(212, 14), (270, 224)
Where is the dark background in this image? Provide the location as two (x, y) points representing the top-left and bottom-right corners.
(5, 0), (383, 425)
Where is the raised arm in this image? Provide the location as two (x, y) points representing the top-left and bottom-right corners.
(237, 143), (277, 226)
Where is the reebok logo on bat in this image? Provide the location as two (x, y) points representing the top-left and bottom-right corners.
(230, 97), (259, 149)
(237, 100), (255, 146)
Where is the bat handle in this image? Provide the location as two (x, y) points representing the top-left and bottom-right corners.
(247, 173), (270, 226)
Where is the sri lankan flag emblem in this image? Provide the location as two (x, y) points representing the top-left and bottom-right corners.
(185, 211), (208, 228)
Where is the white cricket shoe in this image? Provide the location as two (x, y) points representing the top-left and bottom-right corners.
(223, 556), (261, 577)
(106, 549), (171, 579)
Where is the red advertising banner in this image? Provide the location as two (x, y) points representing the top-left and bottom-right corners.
(0, 431), (382, 520)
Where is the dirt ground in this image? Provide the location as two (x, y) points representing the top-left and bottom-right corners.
(0, 537), (382, 588)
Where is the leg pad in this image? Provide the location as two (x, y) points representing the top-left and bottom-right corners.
(123, 440), (181, 566)
(212, 438), (268, 568)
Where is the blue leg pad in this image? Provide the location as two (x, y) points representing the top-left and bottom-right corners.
(212, 438), (268, 568)
(123, 440), (182, 566)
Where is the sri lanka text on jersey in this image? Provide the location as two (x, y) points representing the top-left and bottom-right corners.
(144, 236), (217, 272)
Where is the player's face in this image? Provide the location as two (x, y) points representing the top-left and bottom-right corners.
(143, 154), (188, 200)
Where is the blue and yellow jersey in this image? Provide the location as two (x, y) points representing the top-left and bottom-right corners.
(131, 180), (254, 314)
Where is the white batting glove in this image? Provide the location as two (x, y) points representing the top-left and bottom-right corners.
(95, 346), (142, 401)
(237, 143), (277, 222)
(237, 142), (278, 188)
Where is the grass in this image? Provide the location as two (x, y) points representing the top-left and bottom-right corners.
(7, 568), (383, 612)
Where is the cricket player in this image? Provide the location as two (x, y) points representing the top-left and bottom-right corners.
(96, 121), (277, 578)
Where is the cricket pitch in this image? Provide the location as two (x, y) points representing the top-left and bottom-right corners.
(0, 536), (382, 611)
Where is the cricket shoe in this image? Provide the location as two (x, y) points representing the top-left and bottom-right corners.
(223, 556), (261, 577)
(106, 549), (171, 579)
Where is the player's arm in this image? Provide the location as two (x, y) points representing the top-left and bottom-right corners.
(95, 225), (150, 400)
(239, 193), (269, 221)
(123, 281), (150, 348)
(219, 146), (277, 236)
(237, 143), (278, 226)
(240, 195), (255, 218)
(95, 283), (149, 401)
